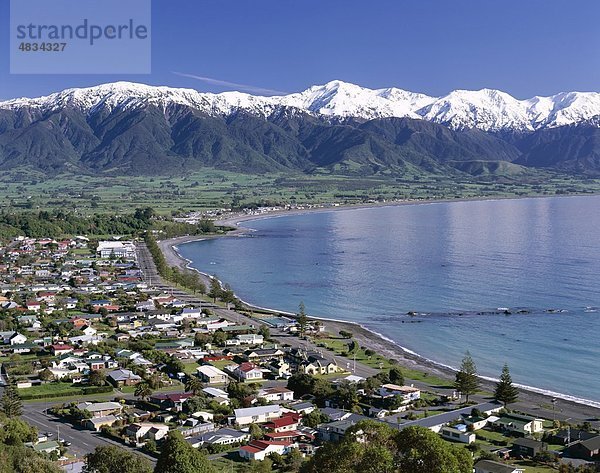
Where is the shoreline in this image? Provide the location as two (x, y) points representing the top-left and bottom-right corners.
(158, 196), (600, 420)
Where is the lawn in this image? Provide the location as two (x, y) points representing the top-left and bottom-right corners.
(316, 337), (449, 386)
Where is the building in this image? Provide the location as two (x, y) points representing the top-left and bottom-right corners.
(76, 401), (123, 418)
(125, 423), (169, 445)
(197, 365), (228, 384)
(233, 405), (282, 426)
(239, 440), (296, 461)
(150, 392), (194, 412)
(474, 460), (524, 473)
(258, 386), (294, 402)
(511, 438), (547, 458)
(188, 428), (250, 448)
(264, 413), (301, 433)
(97, 241), (136, 259)
(564, 435), (600, 460)
(84, 415), (120, 431)
(107, 368), (142, 387)
(233, 362), (263, 382)
(440, 425), (476, 444)
(492, 413), (544, 435)
(378, 384), (421, 403)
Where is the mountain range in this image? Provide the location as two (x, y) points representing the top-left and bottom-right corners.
(1, 80), (600, 176)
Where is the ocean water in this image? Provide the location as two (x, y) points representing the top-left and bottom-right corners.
(178, 196), (600, 404)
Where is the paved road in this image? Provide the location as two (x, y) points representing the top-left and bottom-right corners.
(22, 402), (157, 464)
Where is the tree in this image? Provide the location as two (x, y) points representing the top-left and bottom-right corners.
(184, 376), (204, 396)
(0, 418), (37, 445)
(1, 382), (23, 418)
(84, 445), (152, 473)
(38, 368), (54, 381)
(154, 431), (216, 473)
(208, 277), (221, 303)
(389, 366), (404, 386)
(134, 382), (153, 401)
(258, 325), (270, 340)
(396, 426), (473, 473)
(297, 302), (308, 336)
(88, 370), (106, 387)
(454, 351), (479, 403)
(302, 409), (329, 428)
(248, 423), (263, 440)
(494, 363), (519, 407)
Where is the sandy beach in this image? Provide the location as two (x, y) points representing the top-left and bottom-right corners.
(157, 202), (600, 425)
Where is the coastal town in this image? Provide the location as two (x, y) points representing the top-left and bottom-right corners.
(0, 232), (598, 473)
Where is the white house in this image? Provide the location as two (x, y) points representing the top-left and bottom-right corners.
(239, 440), (296, 461)
(233, 362), (263, 382)
(258, 387), (294, 402)
(378, 384), (421, 403)
(97, 241), (136, 259)
(440, 425), (476, 444)
(233, 405), (282, 426)
(197, 365), (228, 384)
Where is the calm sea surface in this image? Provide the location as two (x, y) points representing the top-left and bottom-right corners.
(178, 196), (600, 404)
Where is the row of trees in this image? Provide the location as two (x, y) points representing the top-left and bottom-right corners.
(454, 351), (519, 407)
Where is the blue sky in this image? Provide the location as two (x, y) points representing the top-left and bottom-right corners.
(1, 0), (599, 100)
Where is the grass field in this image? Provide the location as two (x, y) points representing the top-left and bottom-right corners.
(316, 336), (449, 386)
(1, 169), (598, 215)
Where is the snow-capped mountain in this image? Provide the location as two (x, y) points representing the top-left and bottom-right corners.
(3, 80), (600, 132)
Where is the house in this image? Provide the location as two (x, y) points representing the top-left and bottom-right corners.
(188, 428), (250, 448)
(564, 435), (600, 460)
(264, 413), (301, 433)
(81, 325), (97, 336)
(125, 423), (169, 445)
(550, 429), (597, 445)
(202, 387), (230, 405)
(239, 440), (296, 461)
(31, 440), (61, 454)
(76, 401), (123, 418)
(150, 393), (194, 412)
(231, 334), (264, 345)
(267, 360), (292, 379)
(511, 438), (547, 458)
(378, 384), (421, 403)
(0, 331), (28, 346)
(462, 414), (489, 431)
(440, 425), (476, 444)
(287, 401), (316, 415)
(233, 362), (263, 382)
(107, 368), (142, 386)
(84, 415), (120, 432)
(298, 354), (339, 375)
(197, 365), (228, 384)
(26, 301), (42, 312)
(492, 413), (544, 435)
(244, 348), (284, 362)
(258, 386), (294, 402)
(397, 402), (503, 433)
(233, 405), (282, 426)
(50, 344), (74, 356)
(474, 459), (524, 473)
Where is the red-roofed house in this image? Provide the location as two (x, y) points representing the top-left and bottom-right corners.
(50, 344), (74, 356)
(264, 413), (301, 433)
(264, 430), (314, 443)
(26, 301), (42, 312)
(233, 362), (263, 382)
(239, 440), (296, 461)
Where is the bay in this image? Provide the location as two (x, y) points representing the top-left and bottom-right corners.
(178, 196), (600, 404)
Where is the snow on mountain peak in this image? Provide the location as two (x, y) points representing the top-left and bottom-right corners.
(1, 80), (600, 132)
